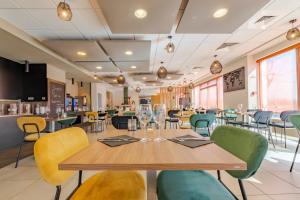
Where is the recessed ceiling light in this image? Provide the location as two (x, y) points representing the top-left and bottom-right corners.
(167, 76), (172, 79)
(142, 77), (147, 80)
(96, 66), (102, 69)
(134, 9), (147, 19)
(77, 51), (87, 56)
(193, 72), (199, 75)
(125, 50), (133, 55)
(213, 8), (228, 18)
(131, 65), (137, 69)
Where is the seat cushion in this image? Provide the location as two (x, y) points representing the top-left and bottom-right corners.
(271, 122), (294, 128)
(180, 125), (191, 129)
(71, 171), (145, 200)
(244, 123), (268, 129)
(227, 120), (243, 125)
(24, 133), (40, 141)
(157, 170), (235, 200)
(165, 118), (179, 122)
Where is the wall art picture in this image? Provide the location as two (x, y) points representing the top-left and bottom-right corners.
(223, 67), (245, 92)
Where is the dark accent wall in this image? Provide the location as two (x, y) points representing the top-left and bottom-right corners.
(0, 57), (48, 101)
(0, 57), (23, 99)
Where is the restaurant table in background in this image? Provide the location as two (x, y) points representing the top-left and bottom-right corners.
(46, 116), (78, 132)
(59, 129), (246, 200)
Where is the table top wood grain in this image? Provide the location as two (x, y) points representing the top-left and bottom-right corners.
(59, 129), (247, 171)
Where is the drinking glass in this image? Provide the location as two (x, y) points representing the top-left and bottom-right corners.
(56, 107), (61, 119)
(153, 104), (167, 142)
(137, 104), (153, 142)
(45, 106), (50, 119)
(237, 104), (243, 113)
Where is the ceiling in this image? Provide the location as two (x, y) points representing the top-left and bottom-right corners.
(0, 0), (300, 89)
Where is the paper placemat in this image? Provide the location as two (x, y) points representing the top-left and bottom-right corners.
(168, 134), (213, 148)
(97, 135), (140, 147)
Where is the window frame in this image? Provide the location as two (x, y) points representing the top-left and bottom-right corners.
(194, 76), (223, 109)
(257, 43), (300, 111)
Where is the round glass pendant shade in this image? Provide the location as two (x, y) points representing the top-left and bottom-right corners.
(210, 56), (223, 75)
(165, 42), (175, 53)
(135, 87), (141, 93)
(57, 1), (72, 21)
(188, 83), (194, 89)
(286, 27), (300, 41)
(117, 75), (126, 84)
(167, 86), (173, 92)
(157, 62), (168, 79)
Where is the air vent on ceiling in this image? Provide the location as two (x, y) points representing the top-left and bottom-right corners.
(216, 43), (239, 50)
(255, 16), (276, 24)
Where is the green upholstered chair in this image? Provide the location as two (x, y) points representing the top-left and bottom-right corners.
(190, 114), (215, 137)
(157, 126), (268, 200)
(57, 117), (77, 129)
(288, 114), (300, 172)
(123, 111), (136, 116)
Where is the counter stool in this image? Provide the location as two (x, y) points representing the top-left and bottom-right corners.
(15, 116), (46, 168)
(98, 112), (107, 131)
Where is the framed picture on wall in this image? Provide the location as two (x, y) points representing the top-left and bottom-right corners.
(223, 67), (245, 92)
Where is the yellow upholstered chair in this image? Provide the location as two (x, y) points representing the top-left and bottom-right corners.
(34, 127), (145, 200)
(15, 116), (46, 168)
(179, 111), (195, 129)
(85, 111), (100, 132)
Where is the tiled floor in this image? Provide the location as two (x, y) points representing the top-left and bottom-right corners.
(0, 126), (300, 200)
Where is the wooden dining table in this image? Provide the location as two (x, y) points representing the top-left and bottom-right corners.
(59, 129), (247, 200)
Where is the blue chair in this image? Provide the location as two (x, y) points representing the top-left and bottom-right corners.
(270, 110), (300, 148)
(242, 111), (275, 148)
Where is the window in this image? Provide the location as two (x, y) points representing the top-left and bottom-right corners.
(192, 77), (223, 109)
(258, 48), (299, 112)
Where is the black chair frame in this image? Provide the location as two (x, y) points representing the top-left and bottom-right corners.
(55, 170), (82, 200)
(217, 170), (247, 200)
(195, 119), (211, 136)
(15, 123), (41, 168)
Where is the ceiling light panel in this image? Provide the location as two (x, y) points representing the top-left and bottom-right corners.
(131, 73), (157, 82)
(44, 40), (109, 62)
(176, 0), (270, 33)
(100, 40), (151, 61)
(77, 61), (118, 73)
(96, 0), (182, 33)
(115, 61), (150, 72)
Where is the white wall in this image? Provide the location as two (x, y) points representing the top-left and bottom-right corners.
(47, 64), (65, 83)
(65, 79), (78, 97)
(91, 83), (107, 111)
(112, 88), (123, 107)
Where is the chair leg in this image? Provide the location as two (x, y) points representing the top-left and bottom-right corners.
(238, 179), (247, 200)
(217, 170), (221, 181)
(15, 142), (23, 168)
(268, 128), (276, 149)
(284, 127), (287, 148)
(290, 138), (300, 172)
(55, 185), (61, 200)
(274, 127), (277, 143)
(78, 170), (82, 187)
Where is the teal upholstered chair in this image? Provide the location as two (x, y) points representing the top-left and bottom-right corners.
(157, 126), (268, 200)
(288, 114), (300, 172)
(190, 114), (215, 137)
